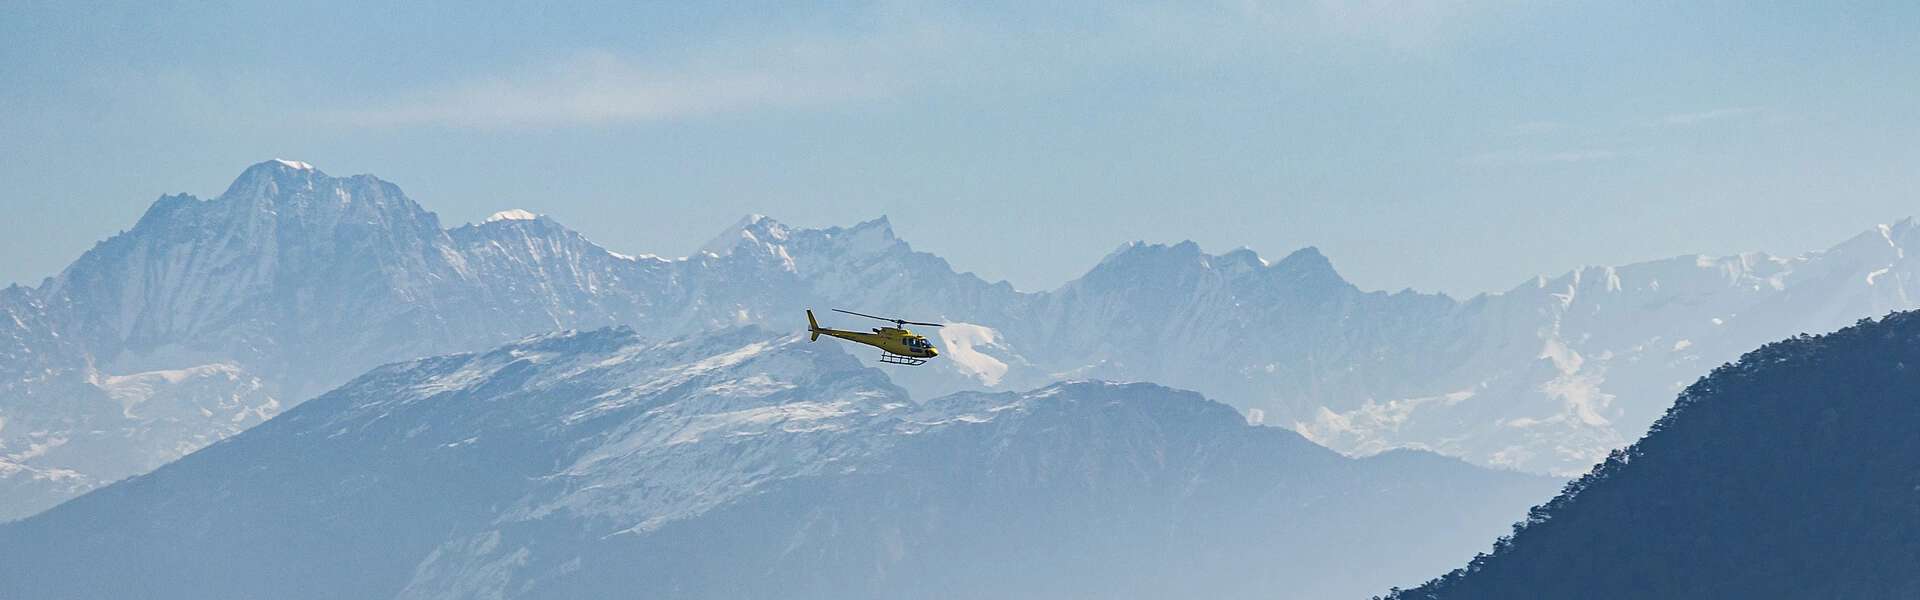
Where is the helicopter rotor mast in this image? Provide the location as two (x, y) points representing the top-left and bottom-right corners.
(831, 308), (943, 328)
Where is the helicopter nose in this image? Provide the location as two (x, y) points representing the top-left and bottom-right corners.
(927, 347), (939, 357)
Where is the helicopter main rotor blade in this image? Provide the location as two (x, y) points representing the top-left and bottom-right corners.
(832, 308), (896, 323)
(831, 309), (944, 328)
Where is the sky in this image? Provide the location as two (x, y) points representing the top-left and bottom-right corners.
(2, 1), (1916, 296)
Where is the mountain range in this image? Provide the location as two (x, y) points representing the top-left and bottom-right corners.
(0, 326), (1560, 599)
(6, 159), (1920, 520)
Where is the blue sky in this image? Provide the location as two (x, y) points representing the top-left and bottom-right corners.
(2, 1), (1916, 295)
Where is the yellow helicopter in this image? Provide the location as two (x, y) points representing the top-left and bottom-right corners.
(806, 309), (942, 366)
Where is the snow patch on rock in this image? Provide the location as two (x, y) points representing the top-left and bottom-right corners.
(937, 322), (1010, 386)
(484, 209), (539, 223)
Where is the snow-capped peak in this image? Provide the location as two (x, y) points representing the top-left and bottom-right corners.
(485, 209), (540, 223)
(698, 214), (788, 257)
(270, 159), (314, 170)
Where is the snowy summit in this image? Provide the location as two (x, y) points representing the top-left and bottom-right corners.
(269, 158), (314, 170)
(485, 209), (540, 223)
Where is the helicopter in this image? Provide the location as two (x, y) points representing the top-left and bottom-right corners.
(806, 309), (942, 366)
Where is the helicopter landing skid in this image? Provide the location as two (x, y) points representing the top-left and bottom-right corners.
(878, 353), (928, 366)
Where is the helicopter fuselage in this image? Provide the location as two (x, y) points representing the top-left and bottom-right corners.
(806, 310), (940, 363)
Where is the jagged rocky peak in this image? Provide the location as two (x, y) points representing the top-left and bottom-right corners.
(1271, 245), (1327, 268)
(697, 214), (907, 262)
(1080, 240), (1349, 290)
(1268, 246), (1345, 280)
(38, 161), (482, 391)
(1087, 240), (1207, 275)
(1071, 242), (1205, 295)
(215, 159), (440, 231)
(218, 158), (328, 199)
(938, 379), (1247, 428)
(1815, 217), (1920, 263)
(456, 207), (582, 241)
(129, 192), (203, 230)
(119, 159), (444, 242)
(698, 214), (791, 257)
(1890, 216), (1920, 239)
(1219, 245), (1267, 268)
(817, 216), (903, 253)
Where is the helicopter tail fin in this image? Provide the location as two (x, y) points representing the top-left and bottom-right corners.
(806, 310), (820, 342)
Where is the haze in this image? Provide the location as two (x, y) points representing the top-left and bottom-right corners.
(3, 1), (1916, 295)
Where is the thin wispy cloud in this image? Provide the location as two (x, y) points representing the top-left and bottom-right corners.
(340, 56), (881, 129)
(1464, 148), (1620, 166)
(1505, 121), (1564, 136)
(1658, 106), (1777, 126)
(1302, 0), (1497, 49)
(336, 27), (977, 129)
(1472, 105), (1786, 167)
(331, 1), (1522, 130)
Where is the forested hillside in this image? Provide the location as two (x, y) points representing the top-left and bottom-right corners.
(1386, 312), (1920, 599)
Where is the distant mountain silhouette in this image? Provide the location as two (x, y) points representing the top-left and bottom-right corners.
(1385, 312), (1920, 599)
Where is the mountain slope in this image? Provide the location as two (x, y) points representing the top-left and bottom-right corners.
(1385, 312), (1920, 599)
(1302, 226), (1920, 474)
(1027, 242), (1464, 426)
(0, 327), (1559, 600)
